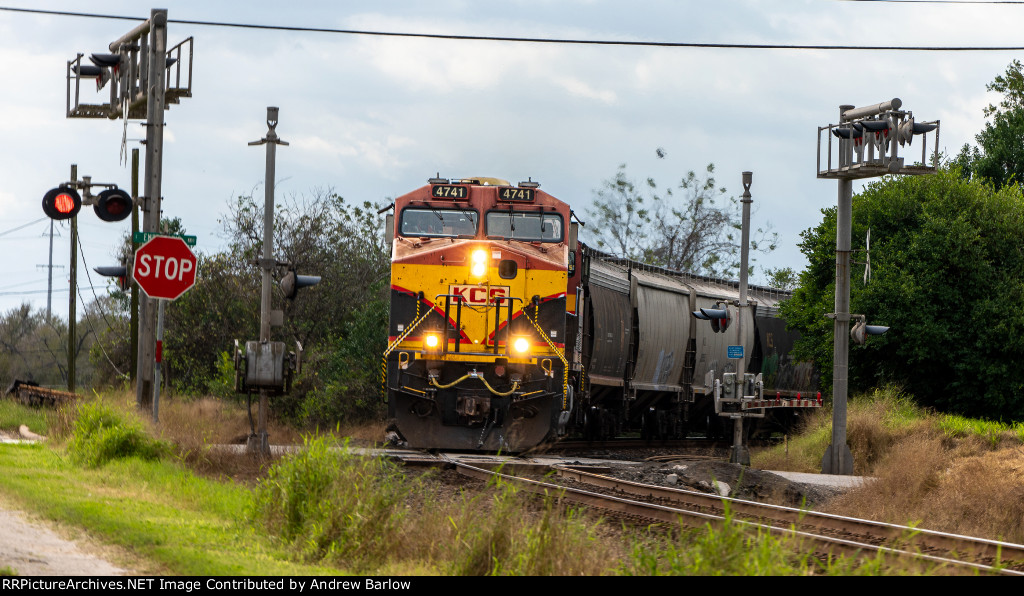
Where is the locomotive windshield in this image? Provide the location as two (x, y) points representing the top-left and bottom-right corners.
(399, 208), (478, 238)
(485, 211), (563, 243)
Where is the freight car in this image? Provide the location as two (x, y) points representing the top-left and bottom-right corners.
(382, 176), (818, 452)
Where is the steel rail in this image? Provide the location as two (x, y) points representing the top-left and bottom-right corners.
(450, 460), (1023, 576)
(553, 465), (1024, 570)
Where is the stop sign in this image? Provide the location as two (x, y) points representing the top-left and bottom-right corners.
(133, 236), (197, 300)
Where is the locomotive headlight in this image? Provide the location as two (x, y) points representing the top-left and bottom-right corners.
(471, 249), (488, 277)
(512, 337), (530, 355)
(424, 333), (440, 350)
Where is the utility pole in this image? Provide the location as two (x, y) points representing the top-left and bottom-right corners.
(60, 10), (191, 399)
(46, 221), (55, 319)
(130, 148), (140, 381)
(247, 106), (289, 456)
(68, 165), (78, 392)
(730, 171), (753, 465)
(134, 8), (169, 410)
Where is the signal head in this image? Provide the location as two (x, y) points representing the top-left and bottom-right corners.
(42, 187), (82, 220)
(72, 63), (104, 78)
(280, 269), (321, 300)
(897, 117), (939, 147)
(94, 188), (134, 222)
(832, 123), (863, 139)
(89, 53), (121, 68)
(699, 306), (730, 333)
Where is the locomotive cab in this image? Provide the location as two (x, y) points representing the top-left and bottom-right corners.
(383, 177), (573, 451)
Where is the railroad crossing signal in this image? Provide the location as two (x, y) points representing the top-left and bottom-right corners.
(42, 187), (82, 220)
(132, 236), (197, 301)
(94, 265), (129, 290)
(42, 184), (133, 222)
(280, 269), (321, 300)
(693, 304), (731, 333)
(851, 315), (889, 345)
(93, 188), (133, 222)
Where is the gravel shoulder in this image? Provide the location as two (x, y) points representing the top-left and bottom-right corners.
(0, 431), (136, 577)
(0, 503), (132, 576)
(602, 459), (849, 508)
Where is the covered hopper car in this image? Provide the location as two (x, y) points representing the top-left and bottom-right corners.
(382, 176), (818, 452)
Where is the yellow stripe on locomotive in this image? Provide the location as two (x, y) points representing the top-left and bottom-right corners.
(383, 176), (574, 451)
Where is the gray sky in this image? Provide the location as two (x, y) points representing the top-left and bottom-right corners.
(0, 0), (1018, 316)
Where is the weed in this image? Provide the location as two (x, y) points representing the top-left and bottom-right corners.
(249, 436), (412, 570)
(67, 400), (172, 467)
(622, 505), (818, 575)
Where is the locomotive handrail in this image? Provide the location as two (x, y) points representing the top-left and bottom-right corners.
(382, 293), (429, 402)
(436, 293), (467, 354)
(492, 296), (524, 355)
(525, 301), (570, 410)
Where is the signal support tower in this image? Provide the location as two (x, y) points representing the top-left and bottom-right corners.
(816, 99), (939, 474)
(65, 9), (193, 415)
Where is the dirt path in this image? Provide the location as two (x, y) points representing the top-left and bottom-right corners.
(0, 431), (133, 576)
(0, 506), (130, 576)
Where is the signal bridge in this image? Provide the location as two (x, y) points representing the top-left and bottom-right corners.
(817, 98), (939, 180)
(67, 32), (192, 120)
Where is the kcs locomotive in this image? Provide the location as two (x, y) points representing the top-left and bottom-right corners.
(382, 176), (818, 452)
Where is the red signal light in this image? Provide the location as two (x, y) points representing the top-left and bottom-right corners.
(42, 187), (82, 220)
(55, 193), (77, 213)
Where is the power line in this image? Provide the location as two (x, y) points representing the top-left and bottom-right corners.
(0, 286), (103, 297)
(0, 217), (48, 238)
(3, 5), (1024, 51)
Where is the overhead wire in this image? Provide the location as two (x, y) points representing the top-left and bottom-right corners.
(2, 5), (1024, 51)
(75, 231), (130, 378)
(0, 217), (48, 238)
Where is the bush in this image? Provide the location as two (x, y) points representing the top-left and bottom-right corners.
(249, 436), (411, 569)
(447, 477), (608, 576)
(67, 401), (172, 467)
(295, 297), (389, 427)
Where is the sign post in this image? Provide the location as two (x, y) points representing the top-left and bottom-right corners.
(132, 235), (197, 420)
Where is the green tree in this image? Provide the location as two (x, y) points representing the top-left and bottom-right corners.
(764, 266), (798, 291)
(781, 169), (1024, 421)
(958, 60), (1024, 188)
(586, 160), (777, 278)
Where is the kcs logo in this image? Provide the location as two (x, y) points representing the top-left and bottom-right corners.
(448, 285), (509, 305)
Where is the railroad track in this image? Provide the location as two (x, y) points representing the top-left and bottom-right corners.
(450, 460), (1024, 575)
(538, 437), (779, 452)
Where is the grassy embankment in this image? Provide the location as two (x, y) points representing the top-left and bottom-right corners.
(754, 387), (1024, 544)
(1, 386), (1019, 575)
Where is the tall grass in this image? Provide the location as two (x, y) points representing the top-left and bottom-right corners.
(444, 477), (611, 576)
(754, 385), (1024, 543)
(5, 386), (1018, 575)
(937, 414), (1023, 448)
(67, 400), (172, 467)
(621, 504), (913, 576)
(249, 436), (412, 570)
(623, 507), (817, 575)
